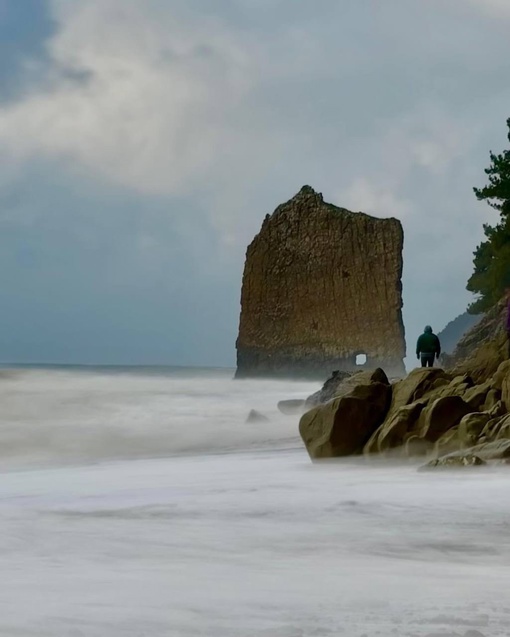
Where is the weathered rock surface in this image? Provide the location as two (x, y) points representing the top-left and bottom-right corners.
(416, 396), (472, 442)
(421, 454), (486, 470)
(404, 435), (433, 457)
(480, 413), (510, 441)
(299, 294), (510, 466)
(364, 368), (450, 455)
(468, 439), (510, 460)
(388, 368), (450, 411)
(305, 368), (388, 407)
(434, 427), (462, 457)
(484, 388), (502, 411)
(236, 186), (406, 379)
(305, 370), (352, 407)
(437, 311), (483, 355)
(446, 299), (508, 383)
(365, 402), (425, 454)
(299, 369), (391, 459)
(457, 412), (491, 447)
(425, 440), (510, 469)
(490, 360), (510, 391)
(463, 381), (491, 410)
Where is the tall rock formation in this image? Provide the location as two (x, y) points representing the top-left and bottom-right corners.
(236, 186), (406, 378)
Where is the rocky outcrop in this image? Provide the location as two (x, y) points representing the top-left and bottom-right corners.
(305, 370), (352, 407)
(364, 367), (451, 454)
(415, 395), (472, 442)
(437, 311), (482, 355)
(368, 357), (510, 463)
(236, 186), (406, 379)
(300, 348), (510, 468)
(421, 454), (486, 469)
(444, 299), (507, 382)
(365, 402), (425, 454)
(422, 439), (510, 469)
(296, 286), (510, 466)
(299, 369), (391, 459)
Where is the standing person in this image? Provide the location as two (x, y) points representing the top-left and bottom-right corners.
(416, 325), (441, 368)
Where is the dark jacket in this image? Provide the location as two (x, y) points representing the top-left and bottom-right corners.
(416, 330), (441, 357)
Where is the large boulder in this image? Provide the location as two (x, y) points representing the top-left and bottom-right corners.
(364, 368), (451, 454)
(389, 368), (450, 411)
(364, 401), (425, 454)
(415, 395), (472, 442)
(457, 412), (491, 448)
(305, 368), (388, 408)
(305, 370), (352, 407)
(299, 369), (391, 459)
(463, 381), (491, 410)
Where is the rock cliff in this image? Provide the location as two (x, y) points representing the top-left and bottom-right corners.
(236, 186), (406, 378)
(437, 311), (482, 355)
(445, 299), (507, 383)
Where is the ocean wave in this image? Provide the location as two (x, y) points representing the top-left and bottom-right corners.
(0, 366), (319, 470)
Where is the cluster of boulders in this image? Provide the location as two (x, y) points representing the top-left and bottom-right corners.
(299, 361), (510, 468)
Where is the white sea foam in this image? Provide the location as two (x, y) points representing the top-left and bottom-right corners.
(0, 367), (508, 636)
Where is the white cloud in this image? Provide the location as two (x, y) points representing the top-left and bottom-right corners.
(339, 178), (414, 221)
(0, 0), (268, 196)
(0, 1), (499, 215)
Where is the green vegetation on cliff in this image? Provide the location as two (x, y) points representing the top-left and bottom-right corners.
(467, 117), (510, 313)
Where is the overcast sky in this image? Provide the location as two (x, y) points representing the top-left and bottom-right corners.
(0, 0), (509, 367)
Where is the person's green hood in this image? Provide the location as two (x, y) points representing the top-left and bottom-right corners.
(416, 327), (441, 356)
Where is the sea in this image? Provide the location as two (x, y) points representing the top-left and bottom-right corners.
(0, 365), (508, 637)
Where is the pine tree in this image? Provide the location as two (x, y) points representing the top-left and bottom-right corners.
(467, 118), (510, 313)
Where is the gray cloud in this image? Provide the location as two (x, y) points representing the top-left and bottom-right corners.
(0, 0), (509, 365)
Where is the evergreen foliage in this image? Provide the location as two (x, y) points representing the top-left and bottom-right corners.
(467, 118), (510, 313)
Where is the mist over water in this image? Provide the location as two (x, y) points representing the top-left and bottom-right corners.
(1, 367), (509, 636)
(0, 366), (315, 468)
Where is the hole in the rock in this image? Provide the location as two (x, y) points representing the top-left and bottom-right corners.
(356, 353), (367, 366)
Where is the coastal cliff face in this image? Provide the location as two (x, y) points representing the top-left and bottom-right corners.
(236, 186), (406, 378)
(444, 299), (508, 383)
